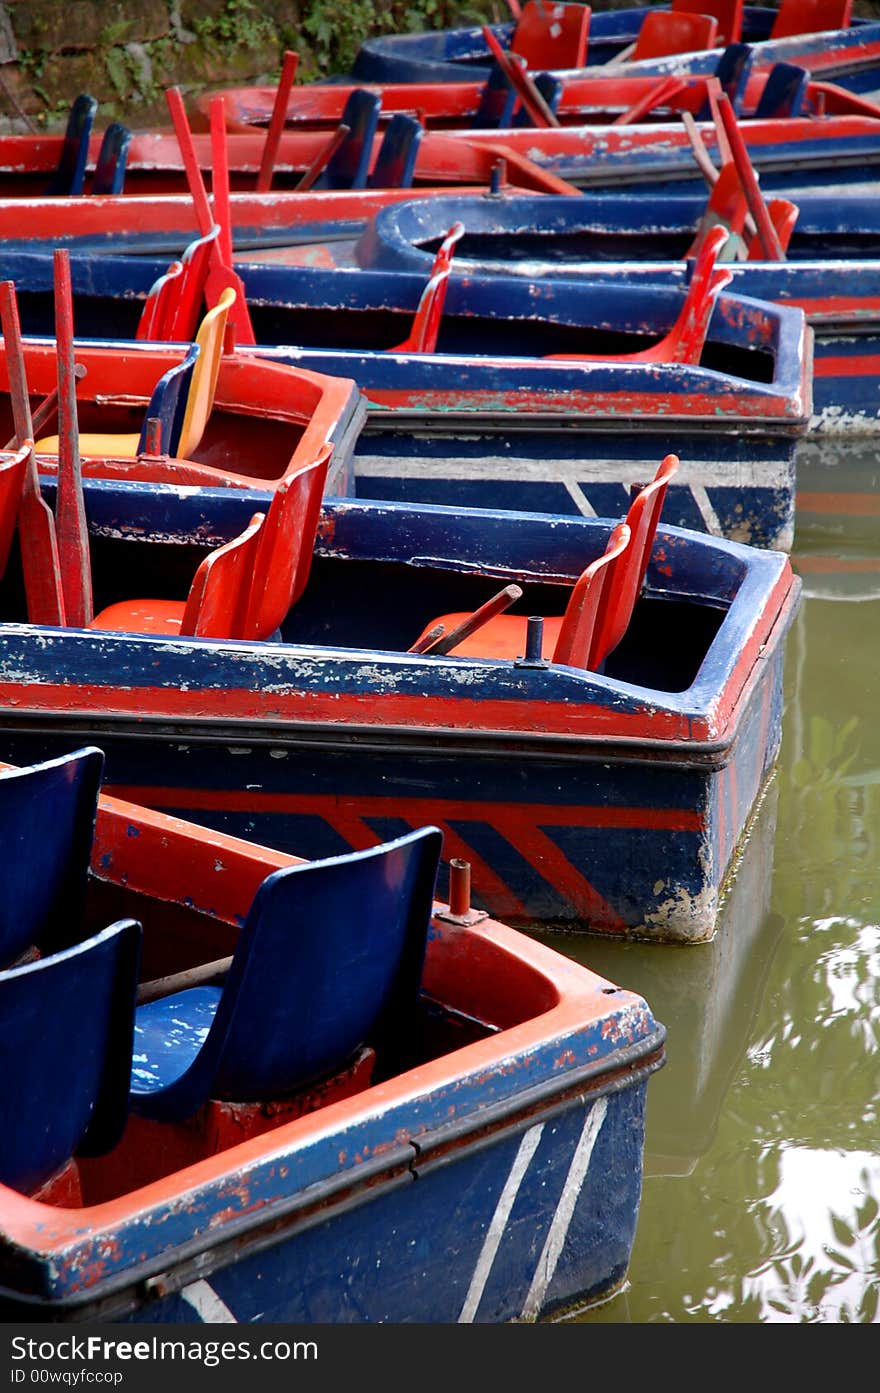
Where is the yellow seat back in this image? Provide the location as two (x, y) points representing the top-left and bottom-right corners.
(177, 286), (236, 460)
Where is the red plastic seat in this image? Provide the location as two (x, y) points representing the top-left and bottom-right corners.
(672, 0), (743, 45)
(547, 223), (733, 365)
(770, 0), (852, 40)
(745, 198), (798, 259)
(391, 223), (464, 353)
(510, 2), (591, 69)
(633, 11), (719, 61)
(685, 162), (751, 260)
(413, 455), (679, 669)
(89, 447), (332, 641)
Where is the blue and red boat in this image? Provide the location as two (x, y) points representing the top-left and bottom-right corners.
(0, 456), (799, 945)
(0, 749), (665, 1322)
(349, 3), (880, 96)
(348, 186), (880, 437)
(0, 228), (812, 551)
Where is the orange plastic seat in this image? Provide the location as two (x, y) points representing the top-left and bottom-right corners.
(88, 447), (332, 641)
(547, 224), (733, 365)
(510, 2), (591, 69)
(633, 11), (719, 61)
(770, 0), (852, 40)
(413, 455), (679, 668)
(671, 0), (743, 45)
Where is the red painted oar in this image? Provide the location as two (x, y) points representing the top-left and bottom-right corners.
(295, 123), (351, 192)
(53, 249), (93, 627)
(714, 93), (785, 259)
(256, 49), (299, 193)
(208, 97), (257, 344)
(0, 279), (66, 625)
(481, 26), (561, 127)
(165, 86), (256, 344)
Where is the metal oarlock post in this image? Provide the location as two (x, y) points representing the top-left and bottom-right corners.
(435, 859), (489, 926)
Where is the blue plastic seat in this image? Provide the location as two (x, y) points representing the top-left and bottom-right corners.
(513, 72), (564, 126)
(0, 747), (105, 968)
(474, 64), (520, 128)
(45, 94), (98, 196)
(697, 42), (754, 119)
(367, 114), (424, 188)
(131, 826), (443, 1122)
(314, 89), (382, 189)
(754, 62), (810, 119)
(91, 121), (132, 195)
(0, 918), (140, 1193)
(135, 344), (199, 456)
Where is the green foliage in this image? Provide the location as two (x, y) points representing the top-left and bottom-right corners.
(300, 0), (495, 79)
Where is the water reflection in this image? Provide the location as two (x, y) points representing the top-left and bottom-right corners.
(546, 435), (880, 1323)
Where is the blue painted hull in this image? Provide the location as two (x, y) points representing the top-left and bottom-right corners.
(0, 247), (808, 550)
(350, 10), (880, 93)
(0, 1037), (660, 1323)
(0, 483), (800, 942)
(354, 189), (880, 436)
(0, 788), (665, 1323)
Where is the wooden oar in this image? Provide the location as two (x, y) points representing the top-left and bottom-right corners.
(714, 93), (784, 259)
(52, 249), (92, 627)
(256, 49), (298, 193)
(422, 584), (523, 656)
(295, 123), (351, 192)
(165, 86), (256, 344)
(0, 280), (66, 625)
(481, 26), (561, 127)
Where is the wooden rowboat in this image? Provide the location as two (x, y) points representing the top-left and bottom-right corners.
(0, 748), (665, 1322)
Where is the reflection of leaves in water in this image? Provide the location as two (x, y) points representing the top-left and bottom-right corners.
(750, 1171), (880, 1322)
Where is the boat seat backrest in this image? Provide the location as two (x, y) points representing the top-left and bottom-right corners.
(551, 521), (632, 669)
(180, 510), (265, 638)
(671, 0), (742, 45)
(633, 11), (719, 62)
(588, 453), (679, 665)
(242, 446), (333, 641)
(0, 747), (105, 967)
(753, 62), (810, 119)
(745, 197), (798, 259)
(129, 827), (442, 1122)
(176, 285), (236, 460)
(0, 442), (30, 578)
(367, 114), (424, 188)
(770, 0), (852, 40)
(0, 917), (140, 1193)
(314, 89), (382, 190)
(696, 41), (753, 118)
(545, 223), (732, 365)
(512, 71), (564, 125)
(391, 222), (464, 354)
(685, 161), (750, 259)
(474, 63), (520, 128)
(510, 2), (591, 70)
(45, 93), (98, 196)
(134, 344), (200, 457)
(91, 122), (132, 195)
(161, 225), (223, 344)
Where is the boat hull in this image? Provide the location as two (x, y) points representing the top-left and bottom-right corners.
(0, 788), (664, 1323)
(0, 488), (800, 942)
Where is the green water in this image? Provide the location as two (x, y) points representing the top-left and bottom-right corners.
(545, 438), (880, 1324)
